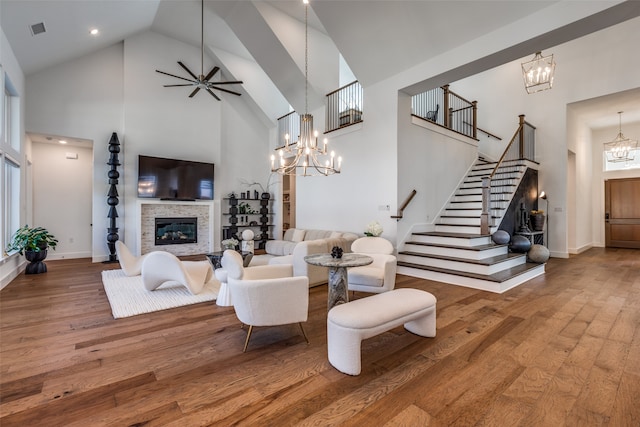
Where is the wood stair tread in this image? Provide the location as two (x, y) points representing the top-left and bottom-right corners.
(398, 251), (524, 266)
(397, 260), (543, 283)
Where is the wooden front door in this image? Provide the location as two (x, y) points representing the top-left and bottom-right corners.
(605, 177), (640, 248)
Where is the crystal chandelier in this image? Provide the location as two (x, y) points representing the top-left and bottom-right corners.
(604, 111), (638, 163)
(271, 0), (341, 177)
(521, 51), (555, 94)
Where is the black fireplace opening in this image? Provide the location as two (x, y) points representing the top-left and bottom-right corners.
(155, 217), (197, 245)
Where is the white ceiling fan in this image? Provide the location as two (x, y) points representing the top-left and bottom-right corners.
(155, 0), (243, 101)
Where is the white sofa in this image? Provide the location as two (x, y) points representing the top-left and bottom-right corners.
(251, 228), (358, 287)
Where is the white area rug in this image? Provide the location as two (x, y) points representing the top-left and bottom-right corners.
(101, 269), (220, 319)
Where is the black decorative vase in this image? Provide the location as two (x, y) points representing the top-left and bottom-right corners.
(25, 249), (48, 274)
(530, 214), (545, 231)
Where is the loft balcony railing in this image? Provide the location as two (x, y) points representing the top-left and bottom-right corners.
(411, 84), (478, 139)
(325, 81), (363, 133)
(276, 111), (300, 149)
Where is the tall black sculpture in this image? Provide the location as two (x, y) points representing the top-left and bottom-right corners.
(106, 133), (121, 262)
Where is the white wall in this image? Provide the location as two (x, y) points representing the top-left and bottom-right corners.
(0, 25), (27, 288)
(25, 43), (124, 262)
(24, 30), (272, 260)
(397, 91), (479, 247)
(32, 141), (93, 259)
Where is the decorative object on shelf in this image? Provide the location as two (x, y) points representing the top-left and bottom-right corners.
(364, 220), (383, 237)
(106, 132), (121, 263)
(604, 111), (637, 163)
(529, 210), (545, 231)
(491, 230), (510, 245)
(509, 234), (531, 253)
(240, 174), (278, 200)
(241, 229), (255, 254)
(155, 0), (243, 101)
(518, 203), (531, 233)
(528, 244), (550, 263)
(6, 225), (58, 274)
(221, 238), (239, 250)
(270, 0), (342, 177)
(521, 51), (555, 94)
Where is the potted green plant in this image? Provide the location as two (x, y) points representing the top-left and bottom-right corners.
(6, 225), (58, 274)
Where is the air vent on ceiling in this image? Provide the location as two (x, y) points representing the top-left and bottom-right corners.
(30, 22), (46, 36)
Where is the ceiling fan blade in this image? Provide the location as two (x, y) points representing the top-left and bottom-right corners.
(209, 80), (244, 85)
(164, 84), (195, 87)
(155, 70), (195, 83)
(204, 66), (220, 81)
(177, 61), (198, 80)
(206, 89), (221, 101)
(189, 87), (201, 98)
(209, 86), (242, 96)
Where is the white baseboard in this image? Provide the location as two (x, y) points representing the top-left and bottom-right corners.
(569, 243), (593, 255)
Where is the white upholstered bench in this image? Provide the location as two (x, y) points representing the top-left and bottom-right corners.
(327, 288), (437, 375)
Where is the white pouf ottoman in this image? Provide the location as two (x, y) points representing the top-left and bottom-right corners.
(327, 288), (437, 375)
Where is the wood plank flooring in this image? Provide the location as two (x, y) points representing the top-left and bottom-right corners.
(1, 248), (639, 426)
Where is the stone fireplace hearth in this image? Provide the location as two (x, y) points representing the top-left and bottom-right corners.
(138, 201), (214, 256)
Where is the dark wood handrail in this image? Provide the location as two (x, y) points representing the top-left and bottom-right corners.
(391, 189), (417, 220)
(481, 115), (526, 234)
(276, 111), (297, 121)
(325, 80), (359, 97)
(489, 115), (525, 179)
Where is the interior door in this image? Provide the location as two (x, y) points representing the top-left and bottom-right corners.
(605, 177), (640, 248)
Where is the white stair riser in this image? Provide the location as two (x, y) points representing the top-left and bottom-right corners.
(403, 244), (508, 259)
(398, 254), (526, 275)
(439, 217), (484, 226)
(457, 187), (515, 196)
(461, 179), (517, 188)
(444, 209), (483, 216)
(409, 235), (492, 247)
(435, 224), (498, 234)
(453, 194), (511, 202)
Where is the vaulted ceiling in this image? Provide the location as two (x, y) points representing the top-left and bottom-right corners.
(2, 0), (639, 126)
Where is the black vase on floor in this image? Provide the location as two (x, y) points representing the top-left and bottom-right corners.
(25, 249), (48, 274)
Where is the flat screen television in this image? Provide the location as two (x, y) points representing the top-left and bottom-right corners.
(137, 155), (214, 200)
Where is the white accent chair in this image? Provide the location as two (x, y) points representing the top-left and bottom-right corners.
(115, 241), (149, 276)
(221, 250), (309, 352)
(141, 251), (214, 295)
(347, 237), (397, 294)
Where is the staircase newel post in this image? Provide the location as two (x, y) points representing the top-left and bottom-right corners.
(481, 176), (490, 235)
(518, 114), (526, 159)
(443, 85), (450, 129)
(472, 101), (478, 140)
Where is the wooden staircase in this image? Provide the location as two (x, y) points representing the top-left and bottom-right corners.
(397, 158), (545, 293)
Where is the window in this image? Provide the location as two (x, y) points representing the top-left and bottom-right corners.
(603, 149), (640, 171)
(2, 74), (22, 257)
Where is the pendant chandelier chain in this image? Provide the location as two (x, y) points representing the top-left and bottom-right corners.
(304, 2), (309, 115)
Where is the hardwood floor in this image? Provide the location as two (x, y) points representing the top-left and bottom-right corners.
(1, 248), (639, 426)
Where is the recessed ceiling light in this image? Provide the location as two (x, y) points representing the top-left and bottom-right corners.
(90, 28), (99, 36)
(59, 140), (67, 144)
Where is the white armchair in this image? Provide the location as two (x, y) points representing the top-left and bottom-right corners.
(141, 251), (214, 295)
(221, 250), (310, 352)
(347, 237), (397, 294)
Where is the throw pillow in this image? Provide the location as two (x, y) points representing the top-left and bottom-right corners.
(291, 229), (306, 242)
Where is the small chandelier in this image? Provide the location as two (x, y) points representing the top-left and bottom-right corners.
(521, 51), (555, 94)
(604, 111), (638, 163)
(270, 0), (341, 177)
